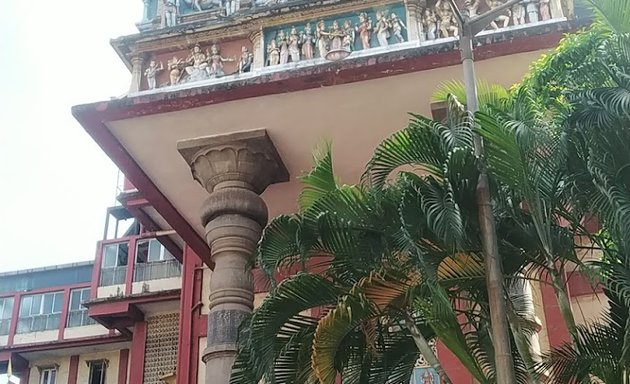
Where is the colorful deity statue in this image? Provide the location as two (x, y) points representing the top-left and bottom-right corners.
(355, 12), (372, 50)
(144, 60), (164, 89)
(301, 23), (315, 60)
(374, 11), (390, 47)
(389, 13), (406, 43)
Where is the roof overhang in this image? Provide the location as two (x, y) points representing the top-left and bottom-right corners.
(73, 29), (570, 268)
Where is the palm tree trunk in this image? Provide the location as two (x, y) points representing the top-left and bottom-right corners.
(404, 316), (453, 384)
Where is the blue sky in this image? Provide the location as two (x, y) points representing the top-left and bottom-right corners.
(0, 1), (141, 275)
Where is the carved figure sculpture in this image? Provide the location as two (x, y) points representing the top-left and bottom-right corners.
(512, 3), (526, 25)
(207, 44), (234, 77)
(525, 0), (540, 22)
(288, 26), (301, 62)
(267, 39), (280, 66)
(277, 30), (289, 64)
(464, 0), (480, 17)
(486, 0), (511, 29)
(389, 13), (406, 43)
(301, 23), (315, 59)
(185, 0), (203, 11)
(422, 371), (435, 384)
(374, 11), (390, 47)
(162, 0), (178, 27)
(342, 20), (355, 51)
(436, 0), (459, 37)
(167, 56), (184, 85)
(238, 46), (253, 73)
(144, 60), (164, 89)
(224, 0), (239, 16)
(326, 20), (345, 51)
(539, 0), (551, 20)
(422, 8), (438, 40)
(316, 20), (329, 58)
(185, 44), (209, 81)
(355, 12), (372, 50)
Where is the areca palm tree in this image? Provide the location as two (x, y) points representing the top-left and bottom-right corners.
(230, 93), (582, 383)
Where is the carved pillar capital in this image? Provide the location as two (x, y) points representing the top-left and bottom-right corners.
(178, 129), (288, 195)
(178, 129), (288, 384)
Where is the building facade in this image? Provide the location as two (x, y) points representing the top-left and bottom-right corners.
(0, 0), (607, 383)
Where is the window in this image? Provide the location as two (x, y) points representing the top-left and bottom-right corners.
(88, 360), (107, 384)
(67, 288), (96, 327)
(17, 292), (63, 333)
(136, 239), (174, 263)
(0, 297), (14, 335)
(100, 242), (129, 286)
(134, 239), (181, 282)
(40, 368), (57, 384)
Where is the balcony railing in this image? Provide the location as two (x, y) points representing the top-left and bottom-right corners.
(133, 259), (181, 282)
(16, 313), (61, 333)
(99, 266), (127, 287)
(67, 309), (97, 328)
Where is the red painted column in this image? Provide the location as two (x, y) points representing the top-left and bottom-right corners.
(7, 293), (21, 346)
(437, 341), (475, 383)
(118, 349), (130, 384)
(129, 321), (147, 384)
(58, 287), (72, 341)
(177, 247), (204, 384)
(540, 279), (572, 348)
(124, 238), (138, 295)
(68, 355), (80, 384)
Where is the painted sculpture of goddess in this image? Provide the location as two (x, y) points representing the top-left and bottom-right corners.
(327, 20), (345, 51)
(288, 26), (301, 63)
(161, 0), (178, 27)
(422, 8), (438, 40)
(374, 11), (391, 47)
(355, 12), (372, 50)
(342, 20), (355, 51)
(167, 56), (183, 85)
(301, 23), (315, 60)
(207, 44), (235, 77)
(525, 0), (540, 22)
(238, 46), (253, 73)
(464, 0), (480, 17)
(316, 20), (329, 58)
(389, 13), (406, 43)
(539, 0), (551, 20)
(512, 2), (526, 25)
(435, 0), (458, 38)
(144, 60), (164, 89)
(185, 44), (209, 81)
(277, 30), (289, 64)
(486, 0), (511, 29)
(267, 39), (280, 66)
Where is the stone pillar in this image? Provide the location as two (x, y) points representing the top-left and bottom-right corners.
(250, 28), (265, 70)
(129, 54), (145, 93)
(178, 130), (288, 384)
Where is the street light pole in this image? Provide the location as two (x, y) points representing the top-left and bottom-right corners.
(447, 1), (524, 383)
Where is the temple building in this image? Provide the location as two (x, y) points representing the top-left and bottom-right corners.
(0, 0), (605, 383)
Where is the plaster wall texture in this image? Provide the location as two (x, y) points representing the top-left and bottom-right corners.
(0, 335), (8, 347)
(13, 329), (58, 345)
(131, 276), (182, 294)
(63, 323), (110, 339)
(27, 356), (71, 384)
(77, 350), (121, 384)
(97, 285), (125, 299)
(530, 280), (550, 353)
(572, 293), (609, 326)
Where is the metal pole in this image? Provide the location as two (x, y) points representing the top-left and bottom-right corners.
(455, 4), (519, 382)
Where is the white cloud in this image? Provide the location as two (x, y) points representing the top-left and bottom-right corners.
(0, 1), (141, 272)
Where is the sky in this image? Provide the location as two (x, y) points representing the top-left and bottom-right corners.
(0, 0), (141, 274)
